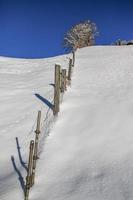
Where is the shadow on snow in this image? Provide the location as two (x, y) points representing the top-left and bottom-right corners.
(35, 93), (53, 110)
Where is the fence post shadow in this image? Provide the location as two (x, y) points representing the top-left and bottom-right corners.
(16, 137), (28, 172)
(49, 83), (55, 87)
(11, 155), (25, 193)
(35, 93), (54, 110)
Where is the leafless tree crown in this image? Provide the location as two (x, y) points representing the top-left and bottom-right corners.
(64, 20), (98, 51)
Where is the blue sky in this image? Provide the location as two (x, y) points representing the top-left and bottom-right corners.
(0, 0), (133, 58)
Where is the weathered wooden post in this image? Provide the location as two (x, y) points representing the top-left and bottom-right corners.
(67, 58), (73, 85)
(25, 140), (34, 200)
(63, 69), (67, 91)
(31, 110), (41, 186)
(72, 51), (75, 67)
(53, 64), (61, 115)
(60, 69), (67, 93)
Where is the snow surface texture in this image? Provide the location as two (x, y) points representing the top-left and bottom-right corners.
(1, 46), (133, 200)
(0, 55), (69, 199)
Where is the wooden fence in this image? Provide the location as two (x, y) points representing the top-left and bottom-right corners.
(24, 51), (75, 200)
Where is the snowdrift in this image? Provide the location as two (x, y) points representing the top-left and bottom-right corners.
(1, 46), (133, 200)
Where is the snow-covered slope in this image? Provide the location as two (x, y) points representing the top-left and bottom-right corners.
(0, 55), (69, 199)
(1, 46), (133, 200)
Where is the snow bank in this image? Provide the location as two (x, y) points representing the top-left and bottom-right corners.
(1, 45), (133, 200)
(32, 46), (133, 200)
(0, 54), (69, 199)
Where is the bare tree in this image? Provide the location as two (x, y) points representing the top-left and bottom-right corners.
(64, 20), (98, 52)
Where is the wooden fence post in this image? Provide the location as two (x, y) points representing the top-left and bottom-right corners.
(63, 69), (67, 91)
(60, 69), (67, 93)
(72, 51), (75, 67)
(25, 140), (34, 200)
(53, 64), (61, 115)
(31, 110), (41, 186)
(67, 58), (72, 85)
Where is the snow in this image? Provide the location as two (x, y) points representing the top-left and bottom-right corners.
(1, 46), (133, 200)
(0, 55), (69, 199)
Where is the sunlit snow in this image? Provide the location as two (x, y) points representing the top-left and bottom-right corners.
(1, 46), (133, 200)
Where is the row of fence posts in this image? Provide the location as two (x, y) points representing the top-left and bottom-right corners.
(24, 51), (75, 200)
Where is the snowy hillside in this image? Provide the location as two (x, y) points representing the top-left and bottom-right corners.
(1, 46), (133, 200)
(0, 55), (69, 199)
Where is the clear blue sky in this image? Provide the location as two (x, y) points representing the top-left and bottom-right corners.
(0, 0), (133, 58)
